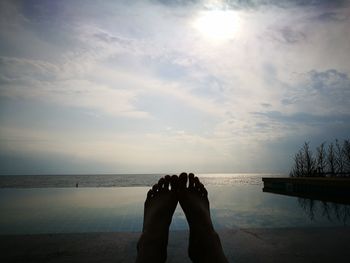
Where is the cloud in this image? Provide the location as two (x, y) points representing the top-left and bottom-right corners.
(314, 11), (349, 22)
(225, 0), (347, 9)
(253, 111), (350, 125)
(153, 0), (348, 9)
(93, 31), (132, 46)
(261, 103), (272, 108)
(250, 68), (350, 146)
(0, 56), (151, 118)
(282, 69), (350, 115)
(0, 125), (237, 173)
(267, 26), (306, 44)
(309, 69), (349, 92)
(154, 0), (199, 6)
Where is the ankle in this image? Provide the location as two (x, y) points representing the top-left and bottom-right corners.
(136, 232), (168, 263)
(189, 231), (228, 263)
(189, 228), (217, 246)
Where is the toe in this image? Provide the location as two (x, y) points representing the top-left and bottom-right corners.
(152, 183), (159, 193)
(201, 186), (208, 197)
(188, 173), (195, 189)
(147, 189), (154, 199)
(164, 175), (170, 190)
(179, 172), (188, 188)
(170, 175), (178, 191)
(198, 182), (207, 197)
(158, 177), (165, 191)
(194, 177), (201, 192)
(193, 177), (207, 197)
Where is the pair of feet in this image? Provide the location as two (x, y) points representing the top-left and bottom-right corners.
(136, 173), (228, 263)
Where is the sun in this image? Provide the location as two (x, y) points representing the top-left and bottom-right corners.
(193, 10), (239, 42)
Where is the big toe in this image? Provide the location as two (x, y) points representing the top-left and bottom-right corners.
(188, 173), (195, 190)
(170, 175), (178, 191)
(164, 175), (171, 190)
(178, 172), (188, 189)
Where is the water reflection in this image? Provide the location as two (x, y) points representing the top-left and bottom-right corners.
(1, 185), (349, 235)
(298, 198), (350, 225)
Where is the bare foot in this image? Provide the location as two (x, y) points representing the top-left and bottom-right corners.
(178, 172), (228, 263)
(136, 175), (178, 263)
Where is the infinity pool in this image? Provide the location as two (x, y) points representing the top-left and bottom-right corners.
(0, 185), (349, 235)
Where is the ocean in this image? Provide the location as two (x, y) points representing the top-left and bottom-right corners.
(0, 173), (282, 188)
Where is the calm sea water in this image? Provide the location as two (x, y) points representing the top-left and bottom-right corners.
(0, 173), (349, 235)
(0, 173), (279, 188)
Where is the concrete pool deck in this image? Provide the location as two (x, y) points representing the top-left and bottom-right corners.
(1, 227), (350, 263)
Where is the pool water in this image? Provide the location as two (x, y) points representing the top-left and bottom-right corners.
(0, 185), (349, 235)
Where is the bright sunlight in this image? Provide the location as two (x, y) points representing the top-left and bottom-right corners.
(193, 10), (239, 42)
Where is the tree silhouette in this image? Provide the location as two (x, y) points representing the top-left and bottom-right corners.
(335, 139), (345, 175)
(303, 142), (315, 177)
(327, 142), (336, 176)
(316, 142), (326, 175)
(344, 140), (350, 172)
(290, 139), (350, 177)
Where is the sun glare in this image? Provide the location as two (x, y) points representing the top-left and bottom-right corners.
(193, 10), (239, 42)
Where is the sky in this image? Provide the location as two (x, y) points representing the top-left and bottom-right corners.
(0, 0), (349, 175)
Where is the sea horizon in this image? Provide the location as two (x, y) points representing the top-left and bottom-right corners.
(0, 173), (287, 188)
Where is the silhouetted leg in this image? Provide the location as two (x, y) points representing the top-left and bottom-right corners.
(136, 175), (178, 263)
(178, 172), (228, 263)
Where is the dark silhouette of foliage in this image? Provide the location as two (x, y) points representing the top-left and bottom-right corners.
(290, 139), (350, 177)
(303, 142), (316, 177)
(290, 142), (315, 177)
(316, 142), (326, 175)
(344, 140), (350, 172)
(335, 139), (345, 174)
(327, 142), (336, 176)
